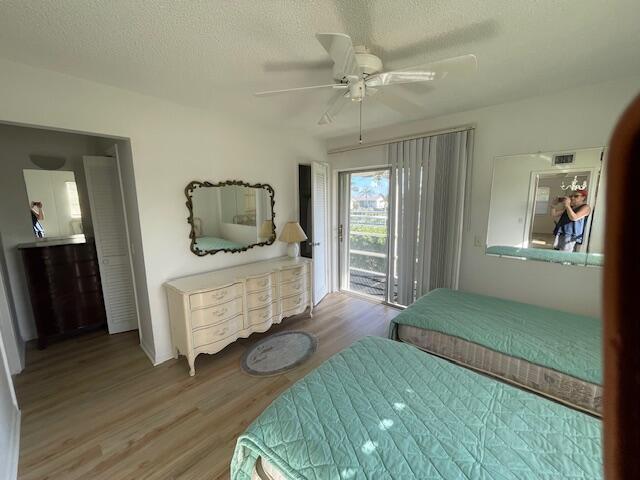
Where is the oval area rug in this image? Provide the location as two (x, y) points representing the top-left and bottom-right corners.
(241, 331), (318, 376)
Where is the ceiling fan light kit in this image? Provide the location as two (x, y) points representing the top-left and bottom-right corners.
(255, 33), (477, 144)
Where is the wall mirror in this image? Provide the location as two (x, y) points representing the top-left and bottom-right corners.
(486, 147), (605, 267)
(23, 168), (84, 239)
(186, 180), (275, 256)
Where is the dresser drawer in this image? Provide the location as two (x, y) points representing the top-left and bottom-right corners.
(282, 293), (307, 312)
(246, 273), (274, 292)
(192, 316), (241, 349)
(247, 304), (275, 326)
(246, 287), (277, 310)
(280, 277), (307, 297)
(280, 265), (306, 283)
(164, 258), (313, 376)
(190, 283), (242, 310)
(191, 297), (243, 330)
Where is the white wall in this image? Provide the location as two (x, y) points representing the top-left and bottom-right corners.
(219, 223), (258, 244)
(192, 188), (222, 238)
(0, 246), (22, 374)
(0, 124), (100, 342)
(0, 325), (20, 480)
(0, 58), (326, 364)
(328, 75), (640, 317)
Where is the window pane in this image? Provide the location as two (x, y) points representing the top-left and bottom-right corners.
(347, 170), (390, 298)
(66, 181), (82, 218)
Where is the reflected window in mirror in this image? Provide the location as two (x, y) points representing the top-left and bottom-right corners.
(486, 148), (605, 266)
(23, 169), (84, 239)
(186, 180), (275, 256)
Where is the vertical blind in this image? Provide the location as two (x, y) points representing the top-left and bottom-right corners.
(387, 129), (474, 306)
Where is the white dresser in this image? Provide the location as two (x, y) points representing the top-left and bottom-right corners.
(164, 257), (313, 375)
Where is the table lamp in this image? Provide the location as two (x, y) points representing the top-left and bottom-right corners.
(278, 222), (308, 258)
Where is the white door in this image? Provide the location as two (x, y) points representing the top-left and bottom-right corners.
(83, 156), (138, 334)
(311, 162), (329, 304)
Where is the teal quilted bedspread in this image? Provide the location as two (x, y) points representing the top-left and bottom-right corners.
(231, 337), (602, 480)
(389, 288), (602, 384)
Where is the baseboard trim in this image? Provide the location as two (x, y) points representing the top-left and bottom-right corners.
(152, 349), (175, 366)
(139, 340), (175, 366)
(139, 341), (158, 366)
(3, 408), (20, 480)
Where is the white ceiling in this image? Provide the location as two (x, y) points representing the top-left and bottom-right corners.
(0, 0), (638, 140)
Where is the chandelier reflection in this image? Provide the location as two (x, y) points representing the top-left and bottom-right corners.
(560, 175), (588, 191)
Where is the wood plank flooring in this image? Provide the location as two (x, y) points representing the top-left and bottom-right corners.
(15, 293), (399, 480)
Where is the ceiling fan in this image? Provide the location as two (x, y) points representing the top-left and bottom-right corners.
(255, 33), (477, 143)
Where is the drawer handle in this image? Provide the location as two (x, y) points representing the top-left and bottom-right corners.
(293, 296), (302, 305)
(261, 309), (270, 319)
(212, 290), (228, 300)
(292, 270), (302, 277)
(258, 294), (270, 302)
(293, 281), (302, 289)
(257, 279), (269, 287)
(213, 307), (228, 317)
(216, 327), (228, 336)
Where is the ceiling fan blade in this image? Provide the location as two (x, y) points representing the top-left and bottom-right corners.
(371, 90), (425, 118)
(318, 91), (351, 125)
(366, 54), (477, 88)
(316, 33), (361, 79)
(254, 83), (347, 97)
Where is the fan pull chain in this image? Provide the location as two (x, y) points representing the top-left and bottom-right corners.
(359, 98), (363, 144)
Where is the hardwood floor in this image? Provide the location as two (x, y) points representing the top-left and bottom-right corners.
(15, 293), (399, 480)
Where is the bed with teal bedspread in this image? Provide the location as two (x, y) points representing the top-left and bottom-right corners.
(231, 336), (602, 479)
(194, 236), (245, 251)
(389, 288), (601, 385)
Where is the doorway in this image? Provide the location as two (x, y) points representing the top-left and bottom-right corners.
(298, 165), (312, 259)
(0, 123), (140, 361)
(338, 169), (391, 300)
(297, 162), (330, 304)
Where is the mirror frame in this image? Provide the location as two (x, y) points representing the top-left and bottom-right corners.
(185, 180), (276, 256)
(484, 147), (605, 267)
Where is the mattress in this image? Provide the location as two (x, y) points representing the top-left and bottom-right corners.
(232, 336), (602, 480)
(397, 325), (602, 415)
(389, 288), (602, 413)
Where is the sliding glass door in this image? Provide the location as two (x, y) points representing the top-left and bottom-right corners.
(338, 169), (391, 300)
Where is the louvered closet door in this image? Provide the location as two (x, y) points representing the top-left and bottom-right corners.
(311, 161), (329, 304)
(83, 156), (138, 334)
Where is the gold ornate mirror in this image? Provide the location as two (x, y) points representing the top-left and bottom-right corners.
(185, 180), (275, 256)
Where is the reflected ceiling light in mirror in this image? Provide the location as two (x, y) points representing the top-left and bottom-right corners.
(560, 175), (588, 191)
(29, 154), (66, 170)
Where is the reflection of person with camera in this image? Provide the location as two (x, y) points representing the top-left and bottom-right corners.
(30, 201), (45, 238)
(551, 190), (591, 252)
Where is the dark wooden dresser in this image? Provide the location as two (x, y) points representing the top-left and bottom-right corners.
(20, 237), (107, 348)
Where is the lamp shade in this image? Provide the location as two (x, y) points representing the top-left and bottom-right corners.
(259, 220), (274, 238)
(278, 222), (308, 243)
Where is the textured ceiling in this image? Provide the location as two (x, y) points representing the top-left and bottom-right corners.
(0, 0), (638, 140)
